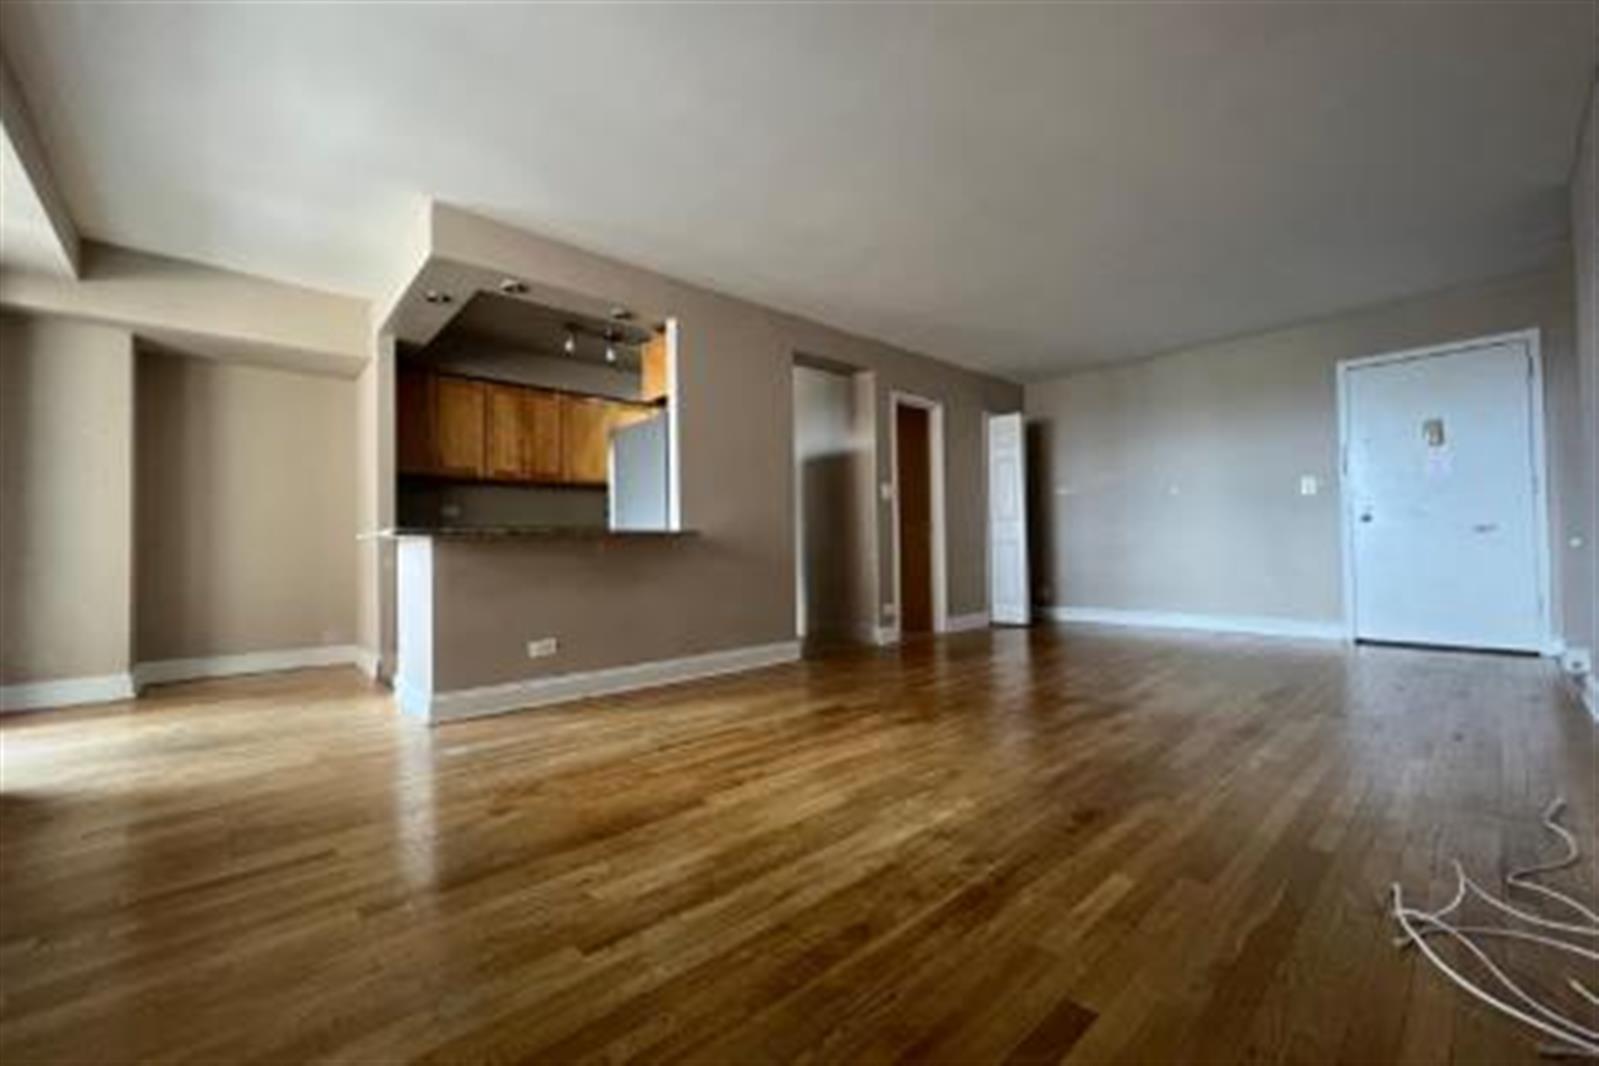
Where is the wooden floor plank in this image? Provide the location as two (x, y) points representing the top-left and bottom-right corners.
(1, 627), (1593, 1064)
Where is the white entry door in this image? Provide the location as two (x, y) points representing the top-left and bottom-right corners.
(988, 412), (1031, 626)
(1342, 336), (1547, 652)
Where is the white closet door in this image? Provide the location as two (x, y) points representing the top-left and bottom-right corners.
(988, 413), (1031, 626)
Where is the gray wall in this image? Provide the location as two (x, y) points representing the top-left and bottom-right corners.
(1025, 266), (1587, 639)
(0, 313), (136, 683)
(135, 348), (358, 661)
(1572, 76), (1598, 663)
(397, 206), (1023, 690)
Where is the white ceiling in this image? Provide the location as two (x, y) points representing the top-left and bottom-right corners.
(1, 2), (1593, 380)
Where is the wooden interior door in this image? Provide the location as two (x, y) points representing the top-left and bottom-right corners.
(433, 376), (486, 478)
(396, 366), (435, 475)
(523, 390), (563, 482)
(896, 404), (933, 634)
(563, 396), (611, 485)
(483, 383), (529, 480)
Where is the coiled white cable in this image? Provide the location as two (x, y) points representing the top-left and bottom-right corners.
(1391, 797), (1599, 1059)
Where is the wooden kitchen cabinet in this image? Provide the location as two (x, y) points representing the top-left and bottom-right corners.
(433, 376), (486, 478)
(640, 332), (670, 403)
(396, 366), (436, 475)
(524, 389), (564, 481)
(562, 395), (612, 485)
(486, 383), (566, 482)
(484, 383), (528, 480)
(610, 404), (654, 433)
(398, 365), (653, 487)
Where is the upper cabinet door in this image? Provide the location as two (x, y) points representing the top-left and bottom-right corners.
(484, 383), (530, 481)
(640, 333), (670, 403)
(524, 389), (564, 482)
(434, 376), (486, 478)
(562, 396), (611, 485)
(396, 367), (436, 475)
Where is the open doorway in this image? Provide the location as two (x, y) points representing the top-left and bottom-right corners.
(891, 392), (947, 637)
(793, 361), (875, 648)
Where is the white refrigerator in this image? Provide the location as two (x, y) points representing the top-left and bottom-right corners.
(608, 410), (670, 531)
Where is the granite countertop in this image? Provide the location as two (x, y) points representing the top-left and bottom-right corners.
(360, 526), (695, 540)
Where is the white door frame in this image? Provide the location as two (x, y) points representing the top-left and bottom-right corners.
(1334, 327), (1555, 652)
(664, 317), (683, 532)
(889, 390), (948, 637)
(982, 410), (993, 623)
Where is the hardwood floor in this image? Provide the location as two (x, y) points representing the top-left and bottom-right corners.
(1, 626), (1594, 1064)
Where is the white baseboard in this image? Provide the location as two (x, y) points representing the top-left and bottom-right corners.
(409, 640), (802, 724)
(0, 673), (137, 712)
(134, 644), (365, 688)
(352, 646), (381, 681)
(1044, 605), (1344, 641)
(869, 614), (985, 643)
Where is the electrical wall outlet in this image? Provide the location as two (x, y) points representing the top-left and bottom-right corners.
(1299, 475), (1319, 497)
(526, 638), (559, 659)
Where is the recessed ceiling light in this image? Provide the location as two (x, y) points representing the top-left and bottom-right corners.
(498, 279), (528, 296)
(609, 306), (633, 321)
(422, 290), (452, 306)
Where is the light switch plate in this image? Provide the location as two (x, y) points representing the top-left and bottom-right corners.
(1299, 476), (1319, 497)
(527, 638), (559, 659)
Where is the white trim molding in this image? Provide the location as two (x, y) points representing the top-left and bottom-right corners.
(0, 673), (137, 712)
(1045, 606), (1344, 641)
(1558, 646), (1596, 722)
(944, 612), (990, 634)
(134, 644), (366, 688)
(407, 641), (802, 724)
(352, 646), (382, 680)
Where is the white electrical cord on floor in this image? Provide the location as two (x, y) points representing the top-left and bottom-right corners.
(1391, 798), (1599, 1059)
